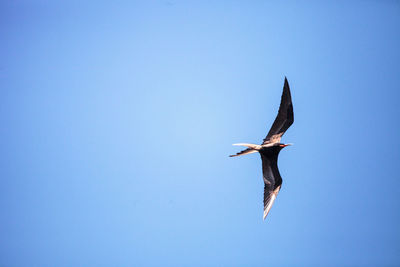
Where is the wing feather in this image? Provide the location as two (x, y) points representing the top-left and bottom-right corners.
(263, 185), (281, 220)
(263, 77), (294, 144)
(261, 150), (282, 220)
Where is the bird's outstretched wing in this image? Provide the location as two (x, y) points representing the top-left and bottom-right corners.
(263, 185), (281, 220)
(263, 77), (294, 144)
(261, 151), (282, 220)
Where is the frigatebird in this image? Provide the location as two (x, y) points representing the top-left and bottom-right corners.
(230, 77), (294, 220)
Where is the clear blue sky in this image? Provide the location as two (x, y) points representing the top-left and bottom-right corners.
(1, 1), (400, 266)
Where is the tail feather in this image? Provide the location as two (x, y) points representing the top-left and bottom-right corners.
(229, 148), (257, 157)
(229, 143), (261, 157)
(232, 143), (261, 149)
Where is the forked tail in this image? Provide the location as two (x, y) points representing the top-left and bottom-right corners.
(229, 143), (261, 157)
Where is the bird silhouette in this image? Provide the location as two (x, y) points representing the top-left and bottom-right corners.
(230, 77), (294, 220)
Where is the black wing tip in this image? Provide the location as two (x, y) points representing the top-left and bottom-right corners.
(284, 76), (289, 87)
(283, 76), (292, 100)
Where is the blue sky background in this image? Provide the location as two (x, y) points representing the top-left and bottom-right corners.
(1, 1), (400, 266)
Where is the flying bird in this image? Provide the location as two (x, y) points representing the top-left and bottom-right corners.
(230, 77), (294, 220)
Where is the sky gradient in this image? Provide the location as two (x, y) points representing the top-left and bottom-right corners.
(1, 1), (400, 266)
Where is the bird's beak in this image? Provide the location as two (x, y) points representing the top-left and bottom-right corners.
(280, 143), (293, 147)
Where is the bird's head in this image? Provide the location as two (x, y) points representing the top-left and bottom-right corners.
(278, 143), (292, 149)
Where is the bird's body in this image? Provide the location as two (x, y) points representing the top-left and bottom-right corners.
(230, 77), (294, 220)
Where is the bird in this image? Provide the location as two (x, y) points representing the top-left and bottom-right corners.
(230, 77), (294, 220)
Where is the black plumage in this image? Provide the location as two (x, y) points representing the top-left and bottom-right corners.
(263, 78), (293, 144)
(230, 77), (294, 220)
